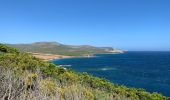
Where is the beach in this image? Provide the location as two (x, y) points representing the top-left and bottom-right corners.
(29, 52), (75, 61)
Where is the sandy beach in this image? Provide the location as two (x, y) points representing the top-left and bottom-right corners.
(29, 52), (75, 61)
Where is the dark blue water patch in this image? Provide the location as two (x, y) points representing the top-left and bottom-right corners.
(52, 51), (170, 96)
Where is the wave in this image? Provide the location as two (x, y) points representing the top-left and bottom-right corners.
(100, 67), (117, 71)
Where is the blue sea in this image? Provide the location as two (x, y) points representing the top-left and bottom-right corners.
(52, 51), (170, 96)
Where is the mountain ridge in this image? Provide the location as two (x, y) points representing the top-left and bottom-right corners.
(7, 41), (123, 56)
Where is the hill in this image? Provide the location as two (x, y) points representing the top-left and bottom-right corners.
(7, 42), (123, 56)
(0, 43), (168, 100)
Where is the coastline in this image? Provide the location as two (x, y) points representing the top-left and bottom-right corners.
(29, 52), (94, 61)
(30, 51), (124, 61)
(29, 52), (76, 61)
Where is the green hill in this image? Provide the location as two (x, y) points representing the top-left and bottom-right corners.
(7, 42), (123, 56)
(0, 43), (168, 100)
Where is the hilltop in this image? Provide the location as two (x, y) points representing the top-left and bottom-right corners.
(7, 42), (123, 56)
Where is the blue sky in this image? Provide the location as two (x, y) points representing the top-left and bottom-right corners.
(0, 0), (170, 51)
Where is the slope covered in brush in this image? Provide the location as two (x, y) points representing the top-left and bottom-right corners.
(0, 44), (168, 100)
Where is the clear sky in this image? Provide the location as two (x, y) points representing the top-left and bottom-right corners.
(0, 0), (170, 51)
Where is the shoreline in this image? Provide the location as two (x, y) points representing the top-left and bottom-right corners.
(29, 52), (94, 61)
(29, 52), (76, 61)
(30, 51), (124, 61)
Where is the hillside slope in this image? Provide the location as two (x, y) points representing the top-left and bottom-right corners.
(7, 42), (123, 56)
(0, 44), (168, 100)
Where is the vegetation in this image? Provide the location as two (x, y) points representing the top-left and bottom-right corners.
(0, 44), (19, 54)
(0, 44), (169, 100)
(7, 42), (122, 56)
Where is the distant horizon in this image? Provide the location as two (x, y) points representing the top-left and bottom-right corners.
(2, 41), (170, 52)
(0, 0), (170, 51)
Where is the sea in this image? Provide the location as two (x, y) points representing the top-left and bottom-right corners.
(52, 51), (170, 96)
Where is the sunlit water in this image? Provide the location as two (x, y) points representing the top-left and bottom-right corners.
(52, 51), (170, 96)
